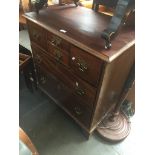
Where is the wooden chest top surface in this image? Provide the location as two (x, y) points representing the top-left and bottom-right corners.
(24, 5), (135, 62)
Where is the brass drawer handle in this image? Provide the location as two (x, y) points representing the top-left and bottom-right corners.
(74, 106), (82, 115)
(35, 54), (42, 64)
(50, 36), (62, 46)
(75, 82), (85, 96)
(32, 31), (40, 40)
(40, 76), (46, 84)
(53, 49), (63, 62)
(72, 57), (88, 72)
(75, 87), (85, 96)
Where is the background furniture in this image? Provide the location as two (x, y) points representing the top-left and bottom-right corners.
(19, 0), (32, 30)
(19, 46), (37, 91)
(19, 52), (31, 70)
(24, 5), (135, 138)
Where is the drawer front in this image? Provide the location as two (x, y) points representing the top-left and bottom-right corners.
(47, 41), (69, 66)
(70, 45), (103, 86)
(32, 43), (96, 108)
(47, 32), (69, 51)
(27, 21), (46, 49)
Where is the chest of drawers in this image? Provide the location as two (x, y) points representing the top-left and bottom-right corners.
(24, 5), (135, 138)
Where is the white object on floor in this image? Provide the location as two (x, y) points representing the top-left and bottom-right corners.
(19, 29), (32, 52)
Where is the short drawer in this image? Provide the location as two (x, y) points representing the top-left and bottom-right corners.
(47, 32), (69, 51)
(27, 21), (46, 49)
(70, 45), (103, 86)
(31, 43), (51, 71)
(47, 41), (69, 66)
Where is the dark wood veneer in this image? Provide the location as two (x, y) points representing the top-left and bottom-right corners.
(24, 5), (134, 62)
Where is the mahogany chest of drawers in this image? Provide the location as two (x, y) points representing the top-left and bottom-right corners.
(24, 5), (135, 138)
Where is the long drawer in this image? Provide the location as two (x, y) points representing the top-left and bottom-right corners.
(36, 65), (92, 128)
(31, 43), (96, 109)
